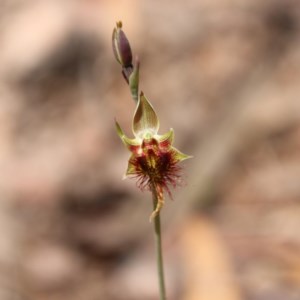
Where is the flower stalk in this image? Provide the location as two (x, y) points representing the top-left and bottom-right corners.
(151, 183), (167, 300)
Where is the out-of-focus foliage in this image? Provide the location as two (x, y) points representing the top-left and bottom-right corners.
(0, 1), (300, 299)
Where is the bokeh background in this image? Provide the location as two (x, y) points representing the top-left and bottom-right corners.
(0, 0), (300, 299)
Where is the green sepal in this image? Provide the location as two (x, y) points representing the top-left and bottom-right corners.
(125, 157), (137, 177)
(170, 146), (192, 162)
(133, 92), (159, 139)
(157, 128), (174, 149)
(115, 120), (140, 150)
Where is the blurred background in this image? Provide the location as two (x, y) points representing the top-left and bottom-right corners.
(0, 0), (300, 299)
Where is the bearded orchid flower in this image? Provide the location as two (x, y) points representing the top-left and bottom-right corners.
(116, 92), (191, 220)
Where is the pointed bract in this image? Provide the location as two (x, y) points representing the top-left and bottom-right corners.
(129, 57), (140, 103)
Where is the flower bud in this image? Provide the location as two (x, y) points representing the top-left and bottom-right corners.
(112, 21), (133, 68)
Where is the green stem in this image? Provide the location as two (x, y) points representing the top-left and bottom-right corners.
(152, 187), (167, 300)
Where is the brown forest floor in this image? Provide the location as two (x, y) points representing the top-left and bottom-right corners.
(0, 1), (300, 299)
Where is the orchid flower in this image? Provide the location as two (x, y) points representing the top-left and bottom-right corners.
(116, 92), (191, 220)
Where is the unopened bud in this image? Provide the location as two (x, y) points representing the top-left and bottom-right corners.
(112, 21), (133, 68)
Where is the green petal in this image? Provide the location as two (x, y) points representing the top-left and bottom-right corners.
(133, 92), (159, 139)
(125, 157), (137, 176)
(157, 128), (174, 149)
(115, 120), (140, 150)
(170, 146), (192, 163)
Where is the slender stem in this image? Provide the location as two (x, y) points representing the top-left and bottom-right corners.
(152, 186), (167, 300)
